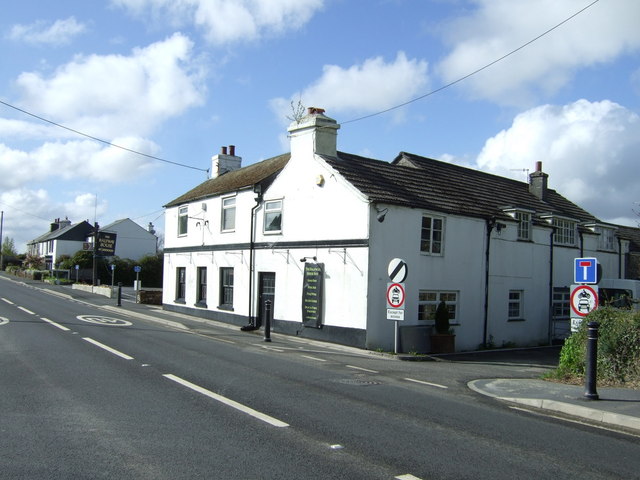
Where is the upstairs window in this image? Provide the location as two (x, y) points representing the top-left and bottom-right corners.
(264, 200), (283, 233)
(515, 211), (531, 241)
(420, 216), (443, 255)
(222, 196), (236, 232)
(178, 206), (188, 236)
(552, 218), (576, 246)
(595, 226), (615, 251)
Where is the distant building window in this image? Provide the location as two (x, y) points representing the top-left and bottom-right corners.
(553, 218), (576, 246)
(264, 200), (283, 233)
(176, 267), (186, 302)
(196, 267), (207, 306)
(508, 290), (524, 320)
(420, 216), (444, 255)
(222, 196), (236, 232)
(178, 206), (188, 236)
(418, 291), (458, 323)
(219, 267), (234, 309)
(515, 211), (531, 241)
(596, 226), (615, 251)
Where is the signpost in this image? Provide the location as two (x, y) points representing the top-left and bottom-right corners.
(386, 259), (408, 354)
(134, 265), (141, 291)
(570, 257), (600, 332)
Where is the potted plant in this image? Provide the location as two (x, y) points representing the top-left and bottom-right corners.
(430, 300), (455, 353)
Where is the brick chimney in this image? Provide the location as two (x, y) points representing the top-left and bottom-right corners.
(288, 107), (340, 158)
(529, 161), (548, 200)
(211, 145), (242, 179)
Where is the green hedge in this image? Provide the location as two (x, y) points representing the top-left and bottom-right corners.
(552, 307), (640, 386)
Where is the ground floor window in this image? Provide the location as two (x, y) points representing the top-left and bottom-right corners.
(176, 267), (186, 303)
(418, 291), (458, 323)
(196, 267), (207, 306)
(219, 267), (234, 309)
(552, 287), (570, 320)
(508, 290), (524, 320)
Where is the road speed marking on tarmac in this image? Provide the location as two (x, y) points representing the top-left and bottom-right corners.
(76, 315), (132, 327)
(0, 317), (9, 326)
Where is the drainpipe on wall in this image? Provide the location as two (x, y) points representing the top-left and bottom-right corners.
(579, 231), (584, 257)
(241, 185), (263, 331)
(482, 218), (495, 348)
(618, 236), (623, 279)
(547, 228), (556, 344)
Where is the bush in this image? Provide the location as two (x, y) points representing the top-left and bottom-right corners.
(551, 307), (640, 386)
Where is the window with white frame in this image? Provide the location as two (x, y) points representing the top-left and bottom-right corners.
(219, 267), (234, 309)
(196, 267), (207, 306)
(515, 211), (532, 241)
(595, 226), (615, 251)
(420, 215), (444, 255)
(552, 287), (570, 320)
(264, 200), (283, 233)
(178, 206), (188, 236)
(418, 291), (458, 323)
(552, 218), (576, 246)
(176, 267), (186, 302)
(221, 196), (236, 231)
(508, 290), (524, 320)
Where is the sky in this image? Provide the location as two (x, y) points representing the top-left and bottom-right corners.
(1, 0), (639, 253)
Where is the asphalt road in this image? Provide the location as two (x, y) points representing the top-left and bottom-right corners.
(1, 277), (639, 479)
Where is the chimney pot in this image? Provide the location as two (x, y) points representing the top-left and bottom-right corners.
(221, 146), (227, 155)
(229, 145), (235, 156)
(535, 161), (542, 172)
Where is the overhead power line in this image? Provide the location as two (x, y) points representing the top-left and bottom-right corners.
(340, 0), (600, 126)
(0, 99), (208, 173)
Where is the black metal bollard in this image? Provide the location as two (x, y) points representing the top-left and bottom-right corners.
(584, 321), (599, 400)
(264, 300), (272, 342)
(117, 282), (122, 307)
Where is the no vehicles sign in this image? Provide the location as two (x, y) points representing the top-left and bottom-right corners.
(570, 284), (598, 318)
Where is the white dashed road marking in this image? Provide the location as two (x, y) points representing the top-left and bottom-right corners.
(82, 337), (134, 360)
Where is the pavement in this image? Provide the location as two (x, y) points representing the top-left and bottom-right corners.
(3, 272), (640, 435)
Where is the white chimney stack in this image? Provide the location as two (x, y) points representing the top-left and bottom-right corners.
(288, 107), (340, 158)
(211, 145), (242, 179)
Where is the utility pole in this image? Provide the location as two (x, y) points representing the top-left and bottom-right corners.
(92, 222), (99, 285)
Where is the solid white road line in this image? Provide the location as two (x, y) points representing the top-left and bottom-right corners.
(163, 374), (290, 428)
(17, 306), (35, 315)
(346, 365), (379, 374)
(82, 337), (134, 360)
(404, 378), (448, 389)
(1, 298), (14, 304)
(40, 317), (70, 331)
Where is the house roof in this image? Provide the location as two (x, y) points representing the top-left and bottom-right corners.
(323, 151), (600, 223)
(164, 153), (290, 207)
(617, 225), (640, 252)
(28, 220), (93, 245)
(100, 218), (155, 237)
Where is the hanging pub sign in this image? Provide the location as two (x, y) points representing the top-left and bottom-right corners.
(97, 232), (117, 256)
(302, 262), (324, 328)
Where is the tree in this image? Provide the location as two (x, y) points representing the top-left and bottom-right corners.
(23, 253), (45, 270)
(2, 237), (17, 257)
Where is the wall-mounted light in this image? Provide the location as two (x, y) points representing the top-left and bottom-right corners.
(375, 206), (389, 223)
(496, 222), (506, 234)
(316, 175), (325, 187)
(299, 256), (317, 263)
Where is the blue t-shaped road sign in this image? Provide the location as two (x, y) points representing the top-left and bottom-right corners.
(574, 257), (597, 284)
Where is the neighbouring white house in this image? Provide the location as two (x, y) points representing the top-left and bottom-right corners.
(28, 217), (158, 270)
(99, 218), (158, 260)
(27, 218), (93, 270)
(162, 108), (637, 352)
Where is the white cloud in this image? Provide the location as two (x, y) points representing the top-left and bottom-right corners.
(475, 99), (640, 224)
(7, 17), (87, 46)
(14, 33), (206, 139)
(271, 52), (429, 121)
(437, 0), (640, 104)
(112, 0), (324, 45)
(0, 188), (109, 252)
